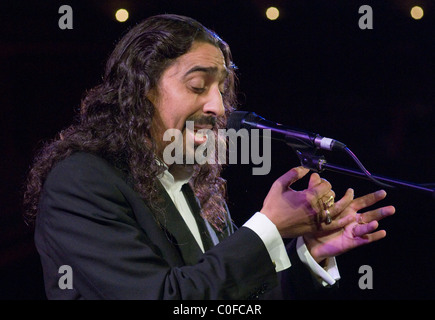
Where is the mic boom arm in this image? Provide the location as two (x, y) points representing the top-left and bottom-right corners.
(295, 147), (435, 200)
(227, 110), (435, 200)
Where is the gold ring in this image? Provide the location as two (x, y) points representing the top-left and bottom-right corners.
(325, 209), (332, 224)
(324, 195), (334, 208)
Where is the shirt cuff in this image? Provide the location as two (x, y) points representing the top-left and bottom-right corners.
(243, 212), (291, 272)
(296, 236), (341, 286)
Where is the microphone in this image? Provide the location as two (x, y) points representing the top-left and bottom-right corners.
(226, 111), (346, 151)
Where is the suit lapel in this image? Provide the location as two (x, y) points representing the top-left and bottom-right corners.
(181, 184), (216, 251)
(153, 181), (215, 266)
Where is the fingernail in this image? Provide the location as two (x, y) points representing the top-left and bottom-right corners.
(376, 190), (386, 197)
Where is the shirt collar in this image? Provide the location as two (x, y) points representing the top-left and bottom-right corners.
(157, 161), (194, 194)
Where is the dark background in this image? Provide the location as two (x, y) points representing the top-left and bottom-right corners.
(0, 0), (434, 300)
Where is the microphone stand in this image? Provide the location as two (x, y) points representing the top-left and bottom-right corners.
(294, 148), (435, 200)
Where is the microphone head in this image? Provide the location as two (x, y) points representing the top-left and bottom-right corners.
(226, 111), (259, 130)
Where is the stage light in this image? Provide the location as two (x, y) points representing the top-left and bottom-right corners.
(115, 8), (129, 22)
(266, 7), (280, 21)
(410, 6), (424, 20)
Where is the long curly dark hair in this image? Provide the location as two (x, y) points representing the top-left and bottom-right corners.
(23, 14), (238, 231)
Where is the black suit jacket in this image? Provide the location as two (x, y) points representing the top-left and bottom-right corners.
(35, 152), (335, 299)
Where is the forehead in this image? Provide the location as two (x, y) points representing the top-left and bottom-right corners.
(164, 42), (227, 78)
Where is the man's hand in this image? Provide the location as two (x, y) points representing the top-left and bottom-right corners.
(303, 190), (395, 263)
(261, 167), (354, 238)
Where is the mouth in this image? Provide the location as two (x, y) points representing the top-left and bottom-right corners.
(193, 124), (213, 131)
(195, 126), (212, 145)
(185, 125), (213, 146)
(184, 116), (216, 146)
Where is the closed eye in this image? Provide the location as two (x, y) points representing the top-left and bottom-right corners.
(191, 87), (206, 94)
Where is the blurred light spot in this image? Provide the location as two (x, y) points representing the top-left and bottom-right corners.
(266, 7), (280, 21)
(115, 9), (129, 22)
(410, 6), (424, 20)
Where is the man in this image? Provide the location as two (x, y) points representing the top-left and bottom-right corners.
(23, 14), (394, 299)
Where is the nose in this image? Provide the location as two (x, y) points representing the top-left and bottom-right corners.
(203, 86), (225, 117)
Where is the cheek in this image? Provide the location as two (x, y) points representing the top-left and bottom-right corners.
(162, 104), (202, 131)
(154, 83), (202, 130)
(156, 106), (189, 133)
(155, 112), (178, 134)
(153, 93), (183, 130)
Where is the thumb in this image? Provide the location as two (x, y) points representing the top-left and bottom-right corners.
(277, 166), (310, 191)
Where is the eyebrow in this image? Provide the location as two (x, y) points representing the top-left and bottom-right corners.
(183, 66), (229, 81)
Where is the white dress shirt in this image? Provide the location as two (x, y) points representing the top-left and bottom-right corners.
(158, 168), (340, 287)
(159, 167), (205, 253)
(244, 212), (340, 286)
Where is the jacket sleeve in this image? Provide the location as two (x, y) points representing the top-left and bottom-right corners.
(35, 153), (279, 299)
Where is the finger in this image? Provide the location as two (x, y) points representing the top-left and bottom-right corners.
(351, 190), (387, 212)
(313, 203), (356, 232)
(317, 190), (336, 221)
(358, 230), (387, 244)
(308, 172), (322, 189)
(309, 178), (332, 200)
(365, 230), (387, 242)
(279, 166), (310, 191)
(331, 188), (354, 217)
(308, 173), (332, 195)
(321, 190), (336, 206)
(325, 213), (355, 230)
(311, 188), (335, 218)
(352, 220), (379, 237)
(359, 205), (396, 223)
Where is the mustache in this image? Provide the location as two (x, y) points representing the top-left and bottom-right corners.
(185, 115), (217, 127)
